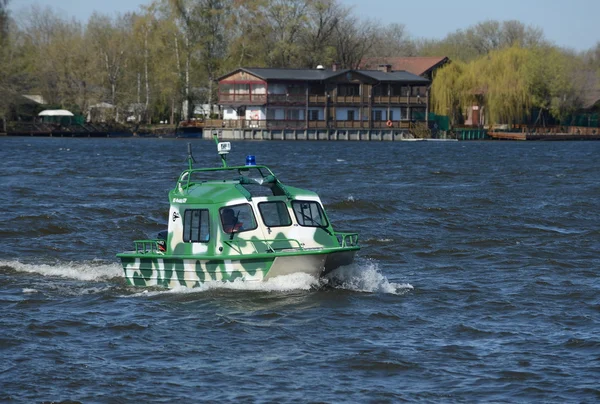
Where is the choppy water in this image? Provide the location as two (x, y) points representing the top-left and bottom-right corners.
(1, 137), (599, 403)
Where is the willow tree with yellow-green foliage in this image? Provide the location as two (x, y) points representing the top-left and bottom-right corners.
(431, 45), (581, 126)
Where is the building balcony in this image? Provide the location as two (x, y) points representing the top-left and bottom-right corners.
(220, 93), (427, 107)
(308, 95), (328, 104)
(219, 94), (267, 105)
(204, 119), (416, 130)
(335, 95), (366, 104)
(267, 94), (306, 105)
(371, 95), (425, 104)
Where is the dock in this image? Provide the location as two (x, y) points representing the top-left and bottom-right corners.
(490, 126), (600, 141)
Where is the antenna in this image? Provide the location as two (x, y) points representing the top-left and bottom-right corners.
(186, 143), (196, 170)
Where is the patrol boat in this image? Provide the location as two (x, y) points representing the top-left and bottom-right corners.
(117, 136), (359, 288)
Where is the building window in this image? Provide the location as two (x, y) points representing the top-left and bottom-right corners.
(401, 107), (408, 120)
(390, 84), (402, 96)
(347, 110), (355, 121)
(258, 201), (292, 227)
(251, 84), (266, 94)
(338, 84), (359, 96)
(286, 109), (301, 120)
(234, 83), (250, 94)
(308, 110), (319, 121)
(183, 209), (210, 242)
(412, 86), (424, 96)
(372, 110), (382, 121)
(308, 84), (325, 95)
(220, 84), (234, 94)
(287, 84), (305, 95)
(388, 110), (394, 121)
(292, 201), (328, 228)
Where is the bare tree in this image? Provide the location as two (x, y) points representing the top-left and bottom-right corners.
(264, 0), (310, 67)
(0, 0), (9, 40)
(500, 20), (546, 48)
(16, 7), (95, 113)
(298, 0), (346, 68)
(367, 23), (417, 58)
(192, 0), (231, 112)
(333, 15), (377, 69)
(0, 0), (11, 131)
(87, 12), (134, 121)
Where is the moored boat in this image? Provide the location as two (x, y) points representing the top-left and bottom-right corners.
(117, 136), (360, 288)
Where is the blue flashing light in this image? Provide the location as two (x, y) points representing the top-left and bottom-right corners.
(245, 155), (256, 166)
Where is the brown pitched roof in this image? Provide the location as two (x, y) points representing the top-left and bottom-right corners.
(359, 56), (449, 76)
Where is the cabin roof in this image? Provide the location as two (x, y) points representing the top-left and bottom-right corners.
(170, 179), (318, 204)
(177, 182), (248, 204)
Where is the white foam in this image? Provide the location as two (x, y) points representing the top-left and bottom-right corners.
(2, 259), (409, 296)
(1, 260), (123, 282)
(127, 261), (409, 296)
(346, 195), (355, 202)
(326, 260), (413, 295)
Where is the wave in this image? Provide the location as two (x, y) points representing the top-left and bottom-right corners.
(326, 198), (397, 213)
(0, 260), (123, 282)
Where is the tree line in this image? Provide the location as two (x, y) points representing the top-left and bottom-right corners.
(1, 0), (599, 129)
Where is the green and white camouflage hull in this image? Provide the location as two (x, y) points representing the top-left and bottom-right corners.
(120, 250), (356, 288)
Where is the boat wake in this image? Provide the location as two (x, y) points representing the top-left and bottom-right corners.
(0, 259), (122, 282)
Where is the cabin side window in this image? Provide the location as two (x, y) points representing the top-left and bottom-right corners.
(292, 201), (328, 227)
(183, 209), (210, 242)
(258, 201), (292, 227)
(220, 204), (257, 233)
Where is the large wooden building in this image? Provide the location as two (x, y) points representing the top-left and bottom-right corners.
(216, 65), (430, 131)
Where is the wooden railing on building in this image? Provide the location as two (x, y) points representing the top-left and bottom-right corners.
(205, 119), (414, 130)
(267, 94), (306, 104)
(219, 94), (426, 106)
(219, 94), (267, 104)
(335, 95), (365, 104)
(308, 95), (327, 103)
(371, 96), (425, 104)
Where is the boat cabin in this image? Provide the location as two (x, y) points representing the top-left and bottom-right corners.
(161, 164), (347, 259)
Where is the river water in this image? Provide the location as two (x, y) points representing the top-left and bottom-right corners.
(1, 137), (598, 403)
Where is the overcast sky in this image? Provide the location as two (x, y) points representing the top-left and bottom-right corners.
(10, 0), (600, 52)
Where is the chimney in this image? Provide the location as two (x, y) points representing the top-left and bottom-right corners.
(378, 64), (392, 73)
(332, 62), (338, 72)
